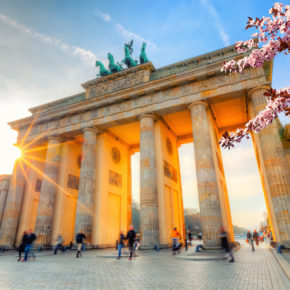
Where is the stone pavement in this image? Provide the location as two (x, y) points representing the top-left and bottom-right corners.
(0, 242), (289, 290)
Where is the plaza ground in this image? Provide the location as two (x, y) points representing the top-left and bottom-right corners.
(0, 242), (289, 289)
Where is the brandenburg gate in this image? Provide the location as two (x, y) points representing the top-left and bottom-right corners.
(0, 43), (289, 249)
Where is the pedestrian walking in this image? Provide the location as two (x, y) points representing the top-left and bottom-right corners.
(126, 225), (136, 260)
(54, 234), (64, 254)
(171, 227), (181, 254)
(187, 230), (192, 246)
(247, 230), (254, 251)
(76, 231), (86, 258)
(220, 228), (234, 263)
(253, 230), (259, 246)
(18, 231), (28, 261)
(198, 232), (202, 241)
(117, 231), (125, 259)
(22, 229), (37, 262)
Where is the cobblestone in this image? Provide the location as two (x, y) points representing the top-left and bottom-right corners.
(0, 243), (288, 289)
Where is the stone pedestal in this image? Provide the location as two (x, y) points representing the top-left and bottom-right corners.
(35, 137), (62, 246)
(74, 128), (98, 244)
(139, 114), (159, 249)
(249, 86), (290, 246)
(189, 102), (224, 248)
(0, 162), (26, 247)
(0, 175), (10, 227)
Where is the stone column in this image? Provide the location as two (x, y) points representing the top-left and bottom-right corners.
(188, 102), (223, 248)
(249, 86), (290, 246)
(139, 114), (159, 249)
(35, 137), (62, 247)
(74, 128), (98, 245)
(0, 175), (10, 227)
(127, 150), (132, 228)
(0, 162), (26, 247)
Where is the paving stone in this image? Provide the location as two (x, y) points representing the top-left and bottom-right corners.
(0, 243), (288, 289)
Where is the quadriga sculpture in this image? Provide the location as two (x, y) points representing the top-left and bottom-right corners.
(96, 60), (110, 77)
(108, 53), (123, 73)
(139, 42), (149, 64)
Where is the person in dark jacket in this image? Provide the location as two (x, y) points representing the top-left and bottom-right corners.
(247, 231), (255, 251)
(253, 230), (259, 246)
(22, 229), (37, 262)
(117, 231), (125, 259)
(76, 231), (86, 258)
(220, 228), (234, 263)
(18, 231), (28, 261)
(126, 225), (136, 260)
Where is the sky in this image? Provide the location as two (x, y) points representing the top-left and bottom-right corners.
(0, 0), (289, 230)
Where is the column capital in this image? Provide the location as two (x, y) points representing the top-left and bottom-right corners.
(138, 113), (158, 121)
(248, 85), (270, 97)
(47, 136), (64, 143)
(188, 101), (208, 111)
(82, 127), (101, 134)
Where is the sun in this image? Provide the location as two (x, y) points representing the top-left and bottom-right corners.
(12, 144), (22, 160)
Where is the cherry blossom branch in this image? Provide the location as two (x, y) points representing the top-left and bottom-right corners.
(219, 3), (289, 148)
(219, 87), (290, 149)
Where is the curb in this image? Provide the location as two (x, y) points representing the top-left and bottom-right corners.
(269, 247), (290, 279)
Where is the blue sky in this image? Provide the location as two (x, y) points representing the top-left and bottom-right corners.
(0, 0), (289, 229)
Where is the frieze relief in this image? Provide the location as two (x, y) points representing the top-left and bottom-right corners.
(87, 70), (149, 99)
(19, 67), (264, 141)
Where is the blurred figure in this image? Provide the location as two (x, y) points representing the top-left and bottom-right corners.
(22, 229), (37, 262)
(220, 228), (234, 263)
(247, 231), (254, 251)
(54, 234), (64, 254)
(75, 231), (86, 258)
(198, 232), (202, 241)
(126, 225), (136, 260)
(18, 231), (28, 261)
(171, 227), (181, 254)
(117, 230), (125, 259)
(253, 230), (259, 246)
(134, 233), (141, 251)
(187, 230), (192, 246)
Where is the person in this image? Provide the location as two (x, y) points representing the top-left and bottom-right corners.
(76, 231), (86, 258)
(117, 231), (125, 259)
(247, 231), (254, 251)
(134, 233), (141, 251)
(187, 230), (192, 246)
(220, 228), (234, 263)
(18, 231), (28, 261)
(22, 229), (37, 262)
(253, 230), (259, 246)
(198, 232), (202, 241)
(171, 227), (180, 254)
(54, 234), (64, 254)
(126, 225), (136, 260)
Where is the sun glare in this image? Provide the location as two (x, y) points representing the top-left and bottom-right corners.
(12, 145), (22, 160)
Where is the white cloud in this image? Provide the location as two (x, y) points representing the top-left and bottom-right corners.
(0, 12), (97, 66)
(200, 0), (230, 46)
(95, 9), (157, 50)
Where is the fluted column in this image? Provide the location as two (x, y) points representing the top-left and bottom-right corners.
(139, 114), (159, 249)
(35, 137), (62, 246)
(189, 102), (223, 248)
(74, 128), (98, 244)
(249, 86), (290, 246)
(0, 162), (26, 247)
(0, 175), (10, 227)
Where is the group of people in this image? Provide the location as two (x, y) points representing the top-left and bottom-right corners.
(246, 230), (260, 251)
(117, 225), (137, 260)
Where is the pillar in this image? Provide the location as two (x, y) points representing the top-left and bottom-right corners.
(0, 161), (26, 247)
(127, 150), (132, 228)
(74, 128), (98, 245)
(189, 102), (224, 248)
(249, 86), (290, 246)
(34, 137), (62, 246)
(0, 175), (10, 227)
(139, 114), (159, 249)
